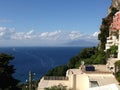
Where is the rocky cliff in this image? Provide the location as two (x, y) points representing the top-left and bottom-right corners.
(112, 0), (120, 8)
(108, 0), (120, 14)
(98, 0), (119, 50)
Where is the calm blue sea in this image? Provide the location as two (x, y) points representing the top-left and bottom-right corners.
(0, 47), (84, 83)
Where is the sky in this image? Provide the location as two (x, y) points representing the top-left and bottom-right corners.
(0, 0), (111, 47)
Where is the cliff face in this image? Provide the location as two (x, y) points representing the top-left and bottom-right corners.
(112, 0), (120, 9)
(98, 0), (119, 50)
(108, 0), (120, 14)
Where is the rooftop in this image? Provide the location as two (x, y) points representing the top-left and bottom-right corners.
(81, 65), (112, 74)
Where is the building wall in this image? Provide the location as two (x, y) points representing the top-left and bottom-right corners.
(38, 74), (89, 90)
(38, 77), (69, 90)
(76, 74), (89, 90)
(38, 68), (118, 90)
(107, 58), (119, 72)
(87, 73), (119, 86)
(105, 35), (118, 51)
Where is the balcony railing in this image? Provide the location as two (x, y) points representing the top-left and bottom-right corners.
(43, 76), (68, 80)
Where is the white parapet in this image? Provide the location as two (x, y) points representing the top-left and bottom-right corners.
(118, 30), (120, 59)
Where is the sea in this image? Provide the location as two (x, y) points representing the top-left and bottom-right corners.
(0, 47), (84, 83)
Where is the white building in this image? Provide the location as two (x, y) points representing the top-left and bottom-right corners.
(105, 34), (118, 50)
(38, 65), (119, 90)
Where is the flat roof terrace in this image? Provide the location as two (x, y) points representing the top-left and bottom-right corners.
(82, 65), (112, 74)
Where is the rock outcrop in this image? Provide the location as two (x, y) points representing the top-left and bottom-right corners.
(112, 0), (120, 9)
(108, 0), (120, 14)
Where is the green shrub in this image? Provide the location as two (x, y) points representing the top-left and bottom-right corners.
(45, 65), (68, 76)
(44, 85), (68, 90)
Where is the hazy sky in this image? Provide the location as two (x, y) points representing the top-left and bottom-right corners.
(0, 0), (111, 46)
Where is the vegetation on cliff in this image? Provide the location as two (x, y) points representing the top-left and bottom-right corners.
(45, 65), (68, 76)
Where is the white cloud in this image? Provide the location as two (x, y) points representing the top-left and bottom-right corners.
(40, 32), (49, 37)
(0, 27), (7, 36)
(24, 30), (34, 39)
(0, 27), (15, 39)
(11, 30), (35, 40)
(26, 30), (34, 35)
(0, 19), (13, 23)
(0, 27), (6, 32)
(92, 31), (99, 37)
(0, 32), (4, 36)
(39, 30), (61, 40)
(0, 27), (98, 46)
(68, 31), (98, 41)
(11, 32), (25, 40)
(69, 31), (84, 40)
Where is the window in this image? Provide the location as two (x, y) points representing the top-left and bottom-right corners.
(90, 81), (99, 87)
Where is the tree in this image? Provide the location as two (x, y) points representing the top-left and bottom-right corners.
(107, 45), (118, 58)
(44, 85), (69, 90)
(115, 60), (120, 72)
(114, 60), (120, 82)
(0, 53), (20, 90)
(78, 47), (97, 59)
(92, 52), (106, 64)
(67, 56), (79, 69)
(45, 65), (68, 76)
